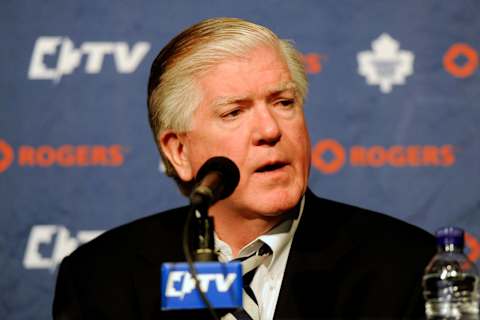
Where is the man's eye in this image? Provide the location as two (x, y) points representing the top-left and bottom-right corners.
(277, 99), (295, 108)
(221, 108), (242, 119)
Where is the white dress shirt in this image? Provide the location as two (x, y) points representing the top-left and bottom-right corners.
(216, 196), (305, 320)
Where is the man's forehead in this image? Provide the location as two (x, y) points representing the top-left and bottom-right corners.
(212, 80), (297, 106)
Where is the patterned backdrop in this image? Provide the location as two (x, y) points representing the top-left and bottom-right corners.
(1, 1), (479, 319)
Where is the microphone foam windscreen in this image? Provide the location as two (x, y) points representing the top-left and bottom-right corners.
(195, 156), (240, 200)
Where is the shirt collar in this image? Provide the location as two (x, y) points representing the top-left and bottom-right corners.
(215, 195), (305, 267)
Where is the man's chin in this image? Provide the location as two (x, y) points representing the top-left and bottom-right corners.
(213, 185), (304, 217)
(243, 189), (303, 216)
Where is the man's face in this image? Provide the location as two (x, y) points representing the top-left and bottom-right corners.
(178, 45), (311, 218)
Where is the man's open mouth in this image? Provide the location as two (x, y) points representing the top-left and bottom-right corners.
(255, 162), (288, 173)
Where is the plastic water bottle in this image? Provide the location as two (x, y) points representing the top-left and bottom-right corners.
(423, 227), (479, 320)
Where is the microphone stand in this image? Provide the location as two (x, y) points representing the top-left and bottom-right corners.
(193, 203), (217, 262)
(183, 198), (220, 320)
(190, 182), (221, 262)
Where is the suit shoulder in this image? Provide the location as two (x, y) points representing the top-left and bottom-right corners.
(68, 205), (188, 261)
(306, 190), (436, 251)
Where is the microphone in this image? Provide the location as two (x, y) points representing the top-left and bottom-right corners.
(160, 156), (243, 315)
(190, 156), (240, 207)
(190, 157), (240, 261)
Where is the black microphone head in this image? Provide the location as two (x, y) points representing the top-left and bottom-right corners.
(194, 156), (240, 201)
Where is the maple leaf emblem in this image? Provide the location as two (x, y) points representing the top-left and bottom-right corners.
(357, 33), (414, 93)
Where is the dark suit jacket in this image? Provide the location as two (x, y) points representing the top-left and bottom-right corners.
(53, 189), (436, 319)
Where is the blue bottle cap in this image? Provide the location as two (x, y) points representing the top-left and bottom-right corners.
(435, 226), (464, 248)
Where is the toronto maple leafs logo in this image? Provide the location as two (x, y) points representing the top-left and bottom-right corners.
(357, 33), (414, 93)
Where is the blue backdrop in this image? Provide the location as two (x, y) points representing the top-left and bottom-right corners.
(1, 1), (479, 318)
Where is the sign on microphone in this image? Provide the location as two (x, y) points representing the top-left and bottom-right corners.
(161, 262), (243, 310)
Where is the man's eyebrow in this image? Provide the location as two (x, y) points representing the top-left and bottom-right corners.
(212, 81), (297, 107)
(212, 95), (249, 108)
(267, 81), (297, 95)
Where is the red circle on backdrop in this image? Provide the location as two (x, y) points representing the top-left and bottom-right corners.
(443, 43), (478, 78)
(312, 139), (346, 174)
(0, 139), (14, 173)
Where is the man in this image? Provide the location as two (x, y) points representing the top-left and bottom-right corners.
(53, 17), (436, 319)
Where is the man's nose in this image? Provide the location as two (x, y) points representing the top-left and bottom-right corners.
(251, 105), (282, 146)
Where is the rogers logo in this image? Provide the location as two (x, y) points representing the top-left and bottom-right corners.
(311, 139), (346, 174)
(0, 139), (127, 173)
(0, 139), (14, 173)
(312, 139), (456, 174)
(302, 53), (327, 74)
(444, 43), (478, 78)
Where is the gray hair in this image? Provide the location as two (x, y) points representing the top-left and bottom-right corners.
(147, 17), (308, 195)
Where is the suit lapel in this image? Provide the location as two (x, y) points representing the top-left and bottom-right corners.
(274, 189), (359, 319)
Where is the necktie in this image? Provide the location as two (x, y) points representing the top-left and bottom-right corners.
(223, 244), (272, 320)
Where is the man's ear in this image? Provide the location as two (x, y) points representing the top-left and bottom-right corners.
(158, 130), (194, 181)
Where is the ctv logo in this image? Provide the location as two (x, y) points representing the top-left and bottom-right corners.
(312, 139), (455, 174)
(23, 225), (104, 270)
(0, 139), (126, 173)
(165, 271), (237, 299)
(444, 43), (479, 78)
(28, 36), (150, 82)
(161, 262), (242, 310)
